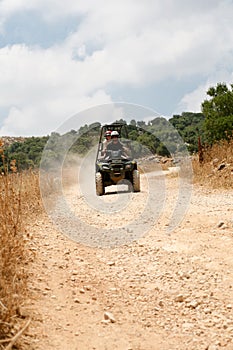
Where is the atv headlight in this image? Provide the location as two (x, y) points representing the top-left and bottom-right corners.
(102, 164), (110, 170)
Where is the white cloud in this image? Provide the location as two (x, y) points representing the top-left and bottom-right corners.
(176, 85), (206, 113)
(0, 43), (115, 135)
(0, 89), (113, 136)
(1, 1), (233, 134)
(176, 70), (233, 113)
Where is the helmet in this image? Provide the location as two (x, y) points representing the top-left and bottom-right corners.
(105, 130), (111, 137)
(111, 130), (119, 138)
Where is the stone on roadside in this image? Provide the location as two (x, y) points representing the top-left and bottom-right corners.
(217, 163), (226, 171)
(101, 319), (110, 325)
(212, 158), (219, 167)
(207, 345), (218, 350)
(84, 285), (91, 291)
(104, 311), (116, 323)
(187, 300), (200, 309)
(16, 306), (29, 318)
(174, 294), (185, 302)
(217, 221), (224, 228)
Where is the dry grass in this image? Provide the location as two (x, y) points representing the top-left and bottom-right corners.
(0, 141), (42, 348)
(20, 170), (42, 219)
(192, 139), (233, 189)
(0, 173), (27, 344)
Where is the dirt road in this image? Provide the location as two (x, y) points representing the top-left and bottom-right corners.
(26, 171), (233, 350)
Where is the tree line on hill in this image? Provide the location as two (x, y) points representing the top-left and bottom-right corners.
(0, 82), (232, 172)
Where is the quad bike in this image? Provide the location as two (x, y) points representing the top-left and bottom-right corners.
(95, 123), (140, 196)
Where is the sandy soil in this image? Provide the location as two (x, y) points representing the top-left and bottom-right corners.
(24, 170), (233, 350)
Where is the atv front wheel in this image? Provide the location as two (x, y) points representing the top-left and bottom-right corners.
(132, 169), (140, 192)
(96, 172), (105, 196)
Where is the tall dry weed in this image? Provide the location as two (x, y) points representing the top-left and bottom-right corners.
(0, 168), (26, 340)
(0, 141), (42, 348)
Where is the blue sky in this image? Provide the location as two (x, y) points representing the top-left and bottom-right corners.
(0, 0), (233, 136)
(0, 11), (79, 49)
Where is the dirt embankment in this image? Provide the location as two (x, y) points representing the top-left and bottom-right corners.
(24, 170), (233, 350)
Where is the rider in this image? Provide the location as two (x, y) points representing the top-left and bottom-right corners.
(101, 130), (112, 155)
(106, 130), (128, 156)
(103, 130), (112, 146)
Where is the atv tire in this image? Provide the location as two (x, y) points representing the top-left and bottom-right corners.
(96, 172), (105, 196)
(132, 169), (140, 192)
